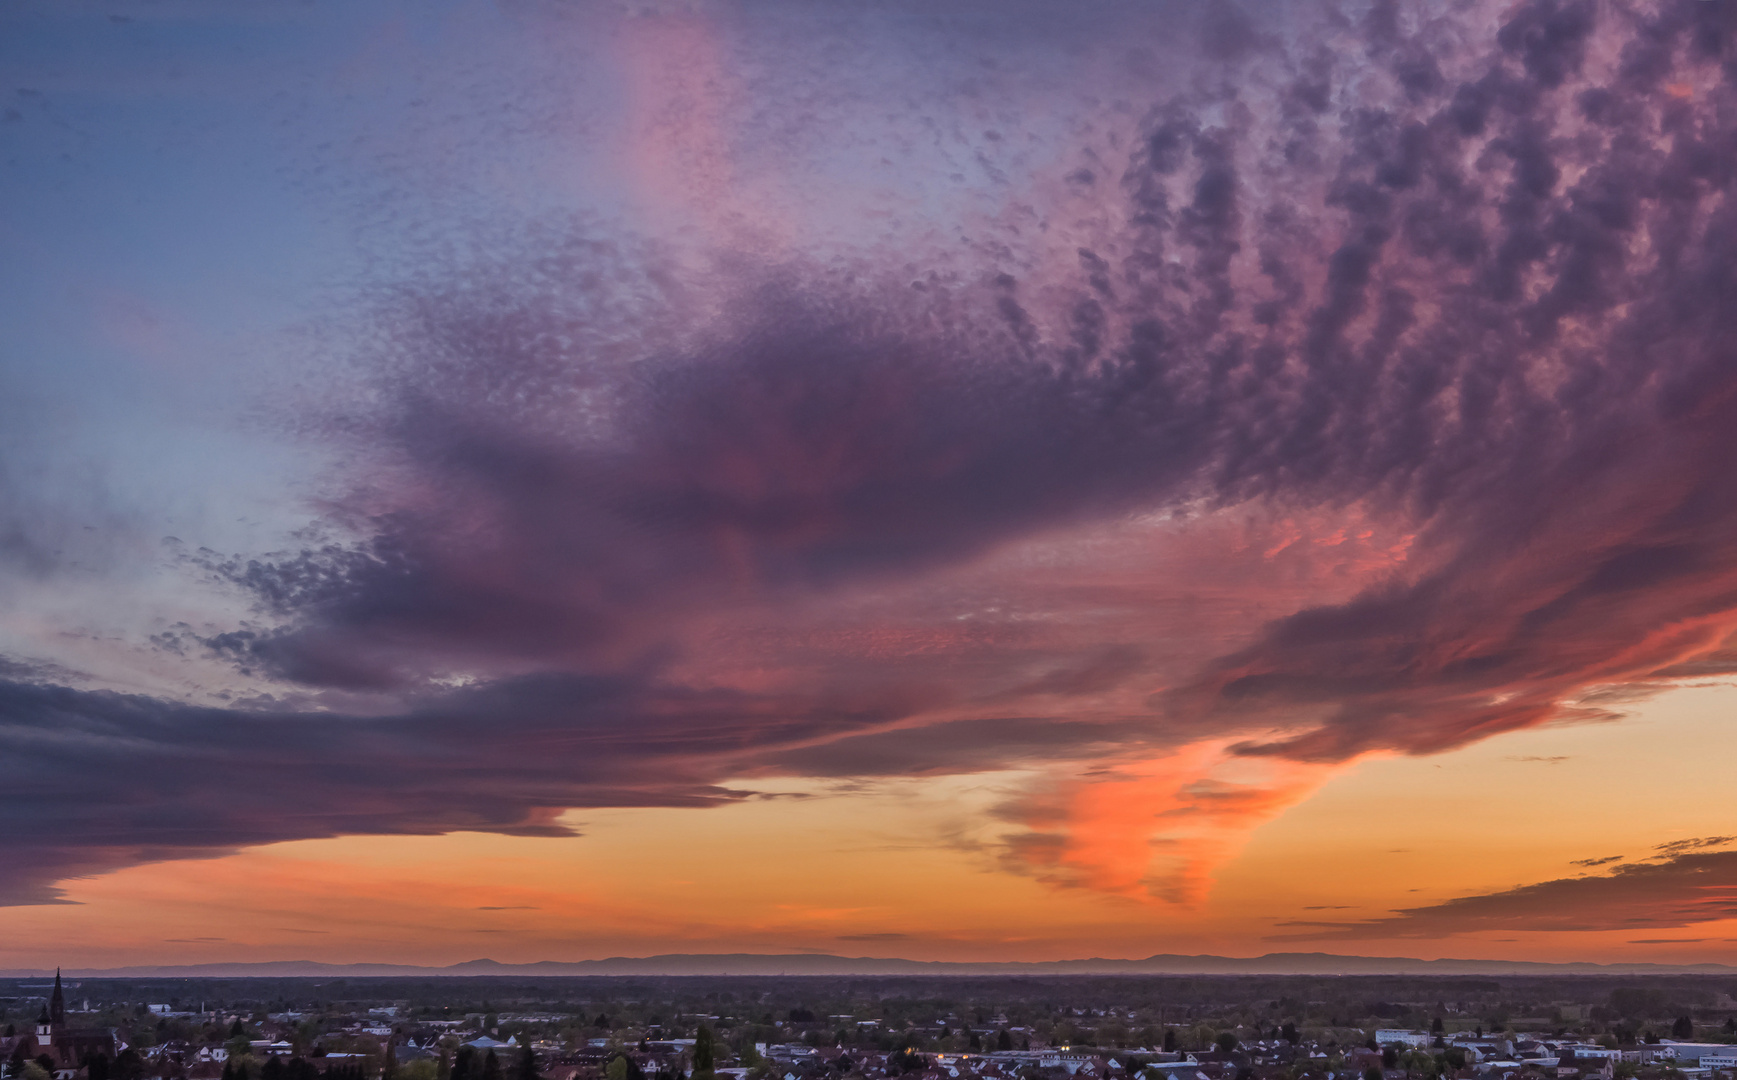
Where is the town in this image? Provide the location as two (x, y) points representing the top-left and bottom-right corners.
(5, 975), (1737, 1080)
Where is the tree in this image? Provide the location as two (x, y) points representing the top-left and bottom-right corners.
(1364, 1069), (1383, 1080)
(1216, 1034), (1239, 1055)
(1398, 1051), (1437, 1080)
(999, 1031), (1014, 1053)
(483, 1051), (502, 1080)
(1163, 1031), (1177, 1054)
(384, 1042), (398, 1080)
(453, 1049), (477, 1080)
(1610, 991), (1667, 1021)
(695, 1028), (715, 1075)
(1671, 1018), (1693, 1040)
(516, 1048), (538, 1080)
(1282, 1025), (1299, 1045)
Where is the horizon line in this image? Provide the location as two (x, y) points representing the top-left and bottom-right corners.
(6, 950), (1736, 978)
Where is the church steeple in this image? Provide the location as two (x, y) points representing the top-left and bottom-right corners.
(50, 968), (65, 1026)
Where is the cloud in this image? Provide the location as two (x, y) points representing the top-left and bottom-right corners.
(990, 744), (1339, 904)
(0, 673), (907, 904)
(1270, 849), (1737, 939)
(1571, 855), (1624, 867)
(1653, 836), (1736, 856)
(216, 0), (1737, 726)
(11, 0), (1737, 908)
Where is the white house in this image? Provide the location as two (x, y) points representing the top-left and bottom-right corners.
(1375, 1031), (1434, 1049)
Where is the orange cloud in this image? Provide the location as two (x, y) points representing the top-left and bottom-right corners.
(996, 742), (1344, 906)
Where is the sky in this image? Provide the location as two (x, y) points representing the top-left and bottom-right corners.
(4, 0), (1737, 971)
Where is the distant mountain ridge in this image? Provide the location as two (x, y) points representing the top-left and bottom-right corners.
(7, 952), (1737, 978)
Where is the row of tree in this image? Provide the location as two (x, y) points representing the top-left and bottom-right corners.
(222, 1057), (368, 1080)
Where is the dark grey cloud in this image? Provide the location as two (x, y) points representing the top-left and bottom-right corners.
(1270, 848), (1737, 939)
(0, 672), (912, 904)
(754, 715), (1162, 779)
(1654, 835), (1736, 856)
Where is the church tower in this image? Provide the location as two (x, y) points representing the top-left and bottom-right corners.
(50, 968), (66, 1027)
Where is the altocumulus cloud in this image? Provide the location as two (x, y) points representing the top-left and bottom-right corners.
(7, 0), (1737, 905)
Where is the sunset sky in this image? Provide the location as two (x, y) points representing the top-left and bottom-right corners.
(5, 0), (1737, 972)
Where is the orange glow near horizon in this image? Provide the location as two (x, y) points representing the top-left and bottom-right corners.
(7, 681), (1737, 972)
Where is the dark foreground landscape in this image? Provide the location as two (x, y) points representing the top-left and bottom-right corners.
(5, 973), (1737, 1080)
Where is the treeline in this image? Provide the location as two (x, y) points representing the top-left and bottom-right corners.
(451, 1044), (538, 1080)
(222, 1058), (364, 1080)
